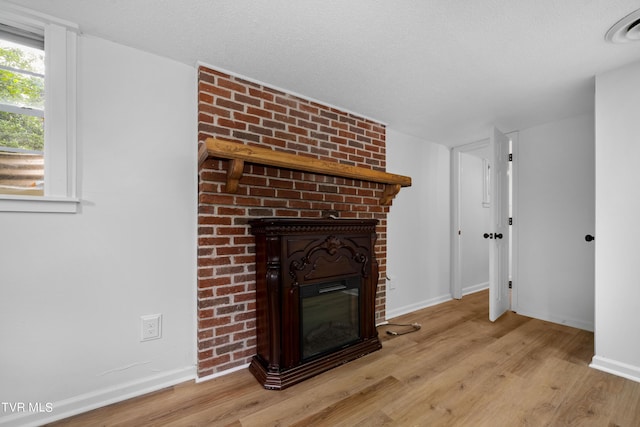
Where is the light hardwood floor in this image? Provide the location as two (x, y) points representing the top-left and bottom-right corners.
(50, 290), (640, 426)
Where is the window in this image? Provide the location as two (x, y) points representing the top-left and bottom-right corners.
(0, 29), (45, 196)
(0, 4), (78, 213)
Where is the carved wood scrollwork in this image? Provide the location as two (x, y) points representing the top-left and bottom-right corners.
(289, 235), (369, 291)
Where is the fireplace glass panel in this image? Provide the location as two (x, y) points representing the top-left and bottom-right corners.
(300, 276), (360, 361)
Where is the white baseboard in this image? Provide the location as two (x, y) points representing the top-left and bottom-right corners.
(590, 355), (640, 383)
(196, 363), (249, 383)
(0, 366), (196, 427)
(462, 281), (489, 296)
(512, 307), (594, 332)
(386, 293), (452, 320)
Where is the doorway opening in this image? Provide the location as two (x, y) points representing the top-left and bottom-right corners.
(450, 132), (516, 312)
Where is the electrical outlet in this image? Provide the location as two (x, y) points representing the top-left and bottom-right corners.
(140, 314), (162, 342)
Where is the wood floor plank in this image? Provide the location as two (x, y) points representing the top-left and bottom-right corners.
(609, 377), (640, 426)
(383, 349), (515, 425)
(553, 366), (627, 426)
(48, 290), (640, 427)
(461, 356), (583, 426)
(288, 376), (403, 427)
(233, 353), (405, 427)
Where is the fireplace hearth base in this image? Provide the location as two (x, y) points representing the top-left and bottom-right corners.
(249, 218), (382, 390)
(249, 337), (381, 390)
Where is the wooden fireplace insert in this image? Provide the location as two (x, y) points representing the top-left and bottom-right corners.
(249, 218), (382, 390)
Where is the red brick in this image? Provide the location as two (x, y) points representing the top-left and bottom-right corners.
(234, 292), (256, 303)
(288, 200), (312, 210)
(288, 125), (308, 136)
(234, 254), (255, 264)
(248, 87), (274, 102)
(248, 125), (273, 137)
(199, 216), (232, 225)
(216, 304), (245, 316)
(200, 193), (235, 205)
(276, 189), (301, 199)
(198, 289), (214, 300)
(199, 92), (213, 104)
(234, 93), (261, 107)
(198, 123), (231, 137)
(198, 277), (231, 288)
(199, 66), (228, 79)
(199, 354), (230, 370)
(200, 82), (232, 98)
(261, 137), (287, 148)
(234, 236), (254, 245)
(290, 109), (309, 120)
(299, 103), (320, 115)
(198, 237), (231, 247)
(201, 104), (232, 118)
(198, 256), (230, 267)
(199, 70), (216, 84)
(199, 297), (231, 309)
(218, 117), (247, 130)
(249, 187), (276, 198)
(216, 284), (247, 296)
(269, 178), (294, 189)
(216, 98), (244, 111)
(215, 323), (245, 336)
(217, 246), (245, 256)
(262, 199), (288, 208)
(274, 130), (297, 141)
(217, 77), (248, 93)
(198, 316), (231, 330)
(198, 328), (214, 340)
(311, 115), (331, 126)
(275, 95), (297, 108)
(234, 196), (262, 206)
(233, 328), (256, 339)
(216, 207), (244, 216)
(264, 101), (287, 114)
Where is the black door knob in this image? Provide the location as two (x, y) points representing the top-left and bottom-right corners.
(585, 234), (595, 242)
(483, 233), (493, 239)
(495, 233), (503, 239)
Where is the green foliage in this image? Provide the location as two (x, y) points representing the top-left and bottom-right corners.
(0, 43), (45, 152)
(0, 111), (44, 151)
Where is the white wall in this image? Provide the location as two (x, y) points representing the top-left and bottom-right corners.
(0, 35), (197, 425)
(460, 153), (490, 294)
(514, 113), (595, 331)
(591, 59), (640, 382)
(386, 129), (451, 318)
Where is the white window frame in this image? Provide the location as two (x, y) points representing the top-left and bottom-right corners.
(0, 2), (79, 213)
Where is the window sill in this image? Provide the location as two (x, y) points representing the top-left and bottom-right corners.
(0, 195), (80, 213)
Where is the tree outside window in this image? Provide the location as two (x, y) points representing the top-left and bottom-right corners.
(0, 38), (45, 195)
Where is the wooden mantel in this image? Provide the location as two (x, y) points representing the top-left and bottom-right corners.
(199, 138), (412, 205)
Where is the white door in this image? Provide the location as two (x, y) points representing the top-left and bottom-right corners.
(489, 127), (510, 321)
(513, 115), (594, 330)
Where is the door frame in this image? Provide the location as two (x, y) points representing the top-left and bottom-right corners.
(510, 132), (520, 314)
(450, 132), (519, 301)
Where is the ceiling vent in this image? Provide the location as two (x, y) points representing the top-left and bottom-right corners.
(606, 9), (640, 43)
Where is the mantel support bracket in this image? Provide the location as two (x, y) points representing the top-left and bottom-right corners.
(226, 159), (245, 193)
(381, 184), (402, 206)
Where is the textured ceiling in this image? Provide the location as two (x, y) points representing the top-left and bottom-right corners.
(7, 0), (640, 145)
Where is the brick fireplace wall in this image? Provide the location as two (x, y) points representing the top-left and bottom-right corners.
(197, 65), (391, 378)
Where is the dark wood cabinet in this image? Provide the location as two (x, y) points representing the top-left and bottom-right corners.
(249, 218), (382, 390)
